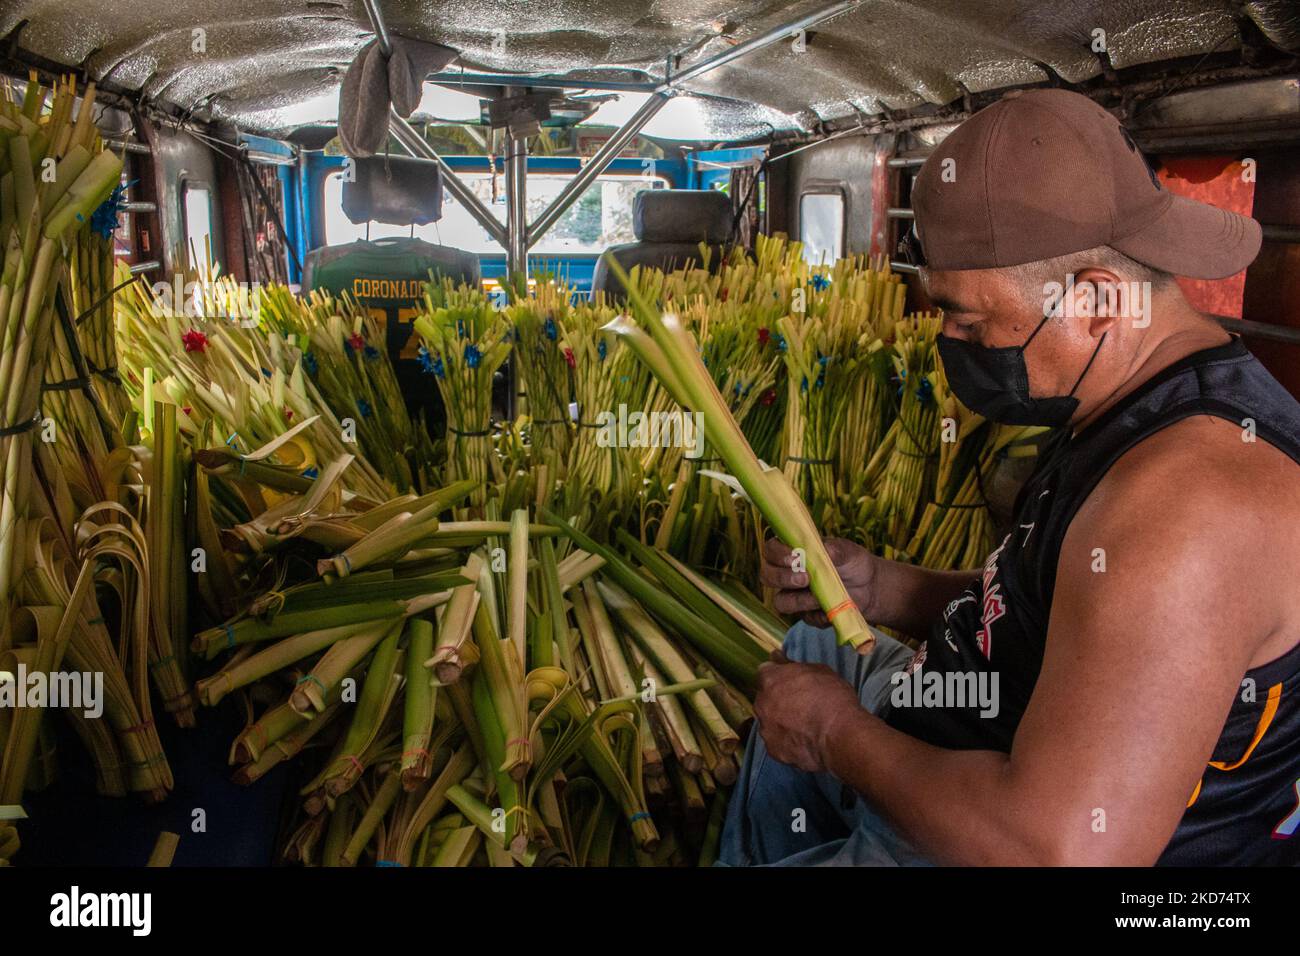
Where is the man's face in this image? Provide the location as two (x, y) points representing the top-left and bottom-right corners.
(922, 265), (1102, 400)
(921, 266), (1039, 347)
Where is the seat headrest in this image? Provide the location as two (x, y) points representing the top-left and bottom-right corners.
(343, 155), (444, 227)
(634, 189), (732, 244)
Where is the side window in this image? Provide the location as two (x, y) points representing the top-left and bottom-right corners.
(183, 181), (214, 270)
(799, 190), (844, 266)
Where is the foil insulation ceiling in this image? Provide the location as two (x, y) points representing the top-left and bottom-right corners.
(2, 0), (1297, 139)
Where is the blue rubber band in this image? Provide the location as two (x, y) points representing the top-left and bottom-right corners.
(296, 673), (326, 693)
(375, 860), (405, 867)
(341, 554), (352, 573)
(628, 811), (651, 823)
(225, 625), (236, 648)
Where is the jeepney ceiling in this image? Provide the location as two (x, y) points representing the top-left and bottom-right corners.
(211, 83), (785, 141)
(2, 0), (1298, 140)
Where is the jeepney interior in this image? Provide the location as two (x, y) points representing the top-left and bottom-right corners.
(2, 0), (1298, 863)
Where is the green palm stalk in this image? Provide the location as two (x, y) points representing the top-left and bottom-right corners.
(601, 258), (874, 651)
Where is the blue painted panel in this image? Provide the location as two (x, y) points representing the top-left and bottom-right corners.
(687, 146), (765, 191)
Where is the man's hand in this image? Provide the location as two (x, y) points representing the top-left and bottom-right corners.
(761, 537), (877, 627)
(754, 649), (864, 773)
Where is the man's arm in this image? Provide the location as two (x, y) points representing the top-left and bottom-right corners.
(755, 425), (1280, 865)
(761, 537), (976, 637)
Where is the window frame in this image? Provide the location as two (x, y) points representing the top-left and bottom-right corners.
(181, 177), (216, 271)
(798, 185), (847, 266)
(318, 163), (673, 255)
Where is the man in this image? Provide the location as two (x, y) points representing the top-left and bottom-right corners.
(720, 88), (1300, 866)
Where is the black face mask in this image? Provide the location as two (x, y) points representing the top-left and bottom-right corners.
(936, 313), (1107, 427)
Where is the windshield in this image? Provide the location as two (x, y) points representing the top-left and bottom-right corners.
(323, 169), (668, 254)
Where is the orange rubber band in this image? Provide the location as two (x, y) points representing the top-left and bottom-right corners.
(825, 599), (856, 621)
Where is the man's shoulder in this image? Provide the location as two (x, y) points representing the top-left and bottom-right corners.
(1058, 412), (1299, 663)
(1102, 414), (1300, 518)
(1066, 412), (1300, 603)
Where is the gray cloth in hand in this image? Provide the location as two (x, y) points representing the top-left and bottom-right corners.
(338, 35), (457, 158)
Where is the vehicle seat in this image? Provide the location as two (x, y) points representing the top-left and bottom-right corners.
(303, 236), (480, 432)
(303, 236), (480, 360)
(591, 189), (732, 298)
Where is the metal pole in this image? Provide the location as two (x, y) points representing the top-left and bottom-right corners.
(389, 111), (507, 249)
(506, 130), (528, 276)
(360, 0), (393, 56)
(659, 0), (862, 90)
(106, 138), (151, 155)
(1212, 314), (1300, 347)
(428, 73), (657, 94)
(526, 92), (671, 246)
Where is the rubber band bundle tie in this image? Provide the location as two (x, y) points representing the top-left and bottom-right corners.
(932, 460), (992, 512)
(825, 599), (857, 622)
(256, 590), (287, 619)
(73, 274), (137, 326)
(628, 811), (652, 824)
(296, 673), (327, 695)
(121, 718), (155, 737)
(889, 389), (940, 460)
(42, 375), (91, 393)
(163, 688), (195, 711)
(341, 754), (365, 775)
(787, 455), (833, 465)
(448, 425), (492, 437)
(0, 413), (41, 438)
(87, 362), (122, 385)
(126, 752), (169, 769)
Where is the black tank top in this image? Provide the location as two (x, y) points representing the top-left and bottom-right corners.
(886, 337), (1300, 865)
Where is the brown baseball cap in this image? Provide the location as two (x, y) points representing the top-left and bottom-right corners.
(910, 88), (1261, 279)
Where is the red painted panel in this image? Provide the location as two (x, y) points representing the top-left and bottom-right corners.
(1155, 155), (1255, 320)
(869, 145), (890, 260)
